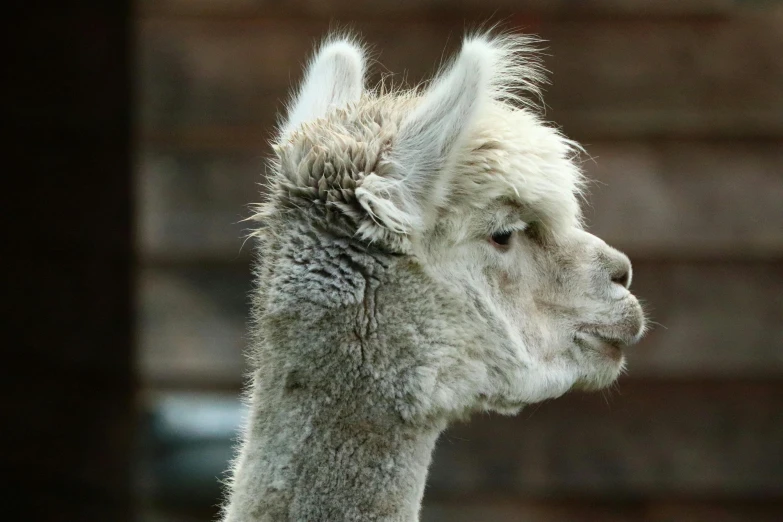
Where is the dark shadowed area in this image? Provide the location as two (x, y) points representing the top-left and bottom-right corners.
(6, 3), (133, 521)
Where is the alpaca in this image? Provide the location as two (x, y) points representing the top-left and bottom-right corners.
(221, 32), (646, 521)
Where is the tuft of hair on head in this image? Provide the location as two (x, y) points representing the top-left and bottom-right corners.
(279, 33), (367, 140)
(356, 31), (547, 237)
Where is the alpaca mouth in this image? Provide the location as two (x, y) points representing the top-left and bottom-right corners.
(573, 331), (627, 360)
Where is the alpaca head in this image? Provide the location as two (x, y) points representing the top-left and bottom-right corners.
(256, 34), (646, 423)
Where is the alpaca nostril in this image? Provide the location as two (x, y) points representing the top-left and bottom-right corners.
(612, 270), (630, 289)
(611, 262), (632, 289)
(605, 249), (633, 290)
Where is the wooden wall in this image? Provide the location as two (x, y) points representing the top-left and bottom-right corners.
(135, 1), (783, 520)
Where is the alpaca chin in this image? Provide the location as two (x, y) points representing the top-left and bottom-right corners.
(572, 355), (627, 392)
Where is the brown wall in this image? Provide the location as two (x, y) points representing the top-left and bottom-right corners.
(136, 1), (783, 520)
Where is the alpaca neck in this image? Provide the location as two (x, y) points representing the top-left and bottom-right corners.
(223, 377), (444, 522)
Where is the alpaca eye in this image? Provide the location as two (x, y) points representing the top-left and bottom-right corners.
(490, 230), (513, 248)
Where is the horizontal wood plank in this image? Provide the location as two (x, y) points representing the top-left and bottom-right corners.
(138, 261), (783, 386)
(136, 0), (767, 18)
(138, 266), (252, 386)
(429, 380), (783, 496)
(422, 498), (783, 522)
(629, 260), (783, 377)
(138, 142), (783, 260)
(137, 150), (263, 261)
(583, 142), (783, 257)
(541, 15), (783, 138)
(137, 14), (783, 138)
(139, 382), (783, 503)
(142, 499), (783, 522)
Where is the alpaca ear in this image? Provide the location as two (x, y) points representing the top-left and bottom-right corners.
(357, 37), (499, 233)
(281, 38), (365, 138)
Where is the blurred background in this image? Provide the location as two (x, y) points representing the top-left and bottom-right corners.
(11, 1), (780, 522)
(134, 1), (783, 521)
